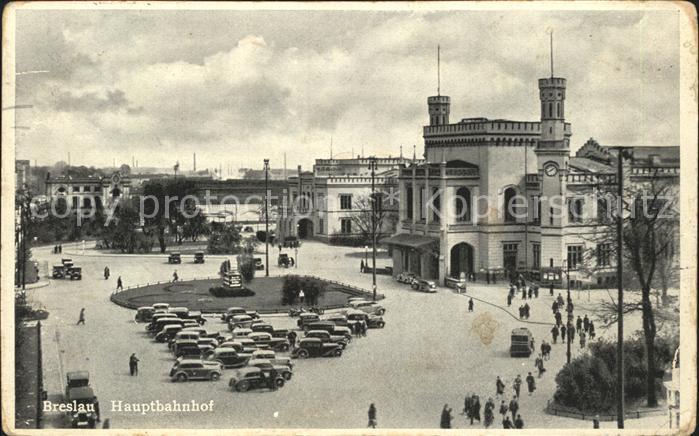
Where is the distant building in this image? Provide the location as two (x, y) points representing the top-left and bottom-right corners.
(45, 171), (132, 210)
(238, 168), (289, 180)
(383, 71), (679, 286)
(15, 160), (30, 191)
(278, 156), (423, 242)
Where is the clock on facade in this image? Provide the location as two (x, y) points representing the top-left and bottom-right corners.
(544, 163), (558, 177)
(111, 173), (121, 184)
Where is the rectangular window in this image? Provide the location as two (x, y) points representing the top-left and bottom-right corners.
(431, 188), (440, 222)
(568, 198), (583, 223)
(406, 186), (413, 219)
(340, 218), (352, 234)
(340, 194), (352, 210)
(567, 245), (583, 270)
(73, 186), (80, 193)
(596, 243), (611, 267)
(318, 218), (324, 235)
(503, 243), (518, 272)
(532, 244), (541, 269)
(419, 188), (425, 220)
(84, 185), (91, 192)
(72, 196), (79, 209)
(532, 196), (541, 225)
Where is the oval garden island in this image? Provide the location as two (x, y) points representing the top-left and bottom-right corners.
(110, 274), (380, 314)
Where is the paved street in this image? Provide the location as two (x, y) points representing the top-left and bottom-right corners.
(28, 241), (669, 429)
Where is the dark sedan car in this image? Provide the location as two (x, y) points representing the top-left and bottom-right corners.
(202, 347), (249, 369)
(228, 367), (285, 392)
(291, 338), (343, 358)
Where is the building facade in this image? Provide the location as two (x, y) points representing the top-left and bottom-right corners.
(383, 73), (679, 286)
(45, 171), (132, 211)
(279, 157), (423, 242)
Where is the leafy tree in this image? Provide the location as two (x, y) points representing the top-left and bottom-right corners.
(207, 222), (242, 254)
(182, 206), (209, 242)
(237, 254), (255, 283)
(242, 236), (259, 254)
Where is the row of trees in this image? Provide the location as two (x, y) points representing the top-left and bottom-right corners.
(281, 275), (322, 306)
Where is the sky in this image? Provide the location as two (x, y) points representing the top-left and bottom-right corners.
(12, 7), (680, 172)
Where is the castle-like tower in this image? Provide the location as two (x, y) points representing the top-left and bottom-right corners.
(428, 95), (450, 126)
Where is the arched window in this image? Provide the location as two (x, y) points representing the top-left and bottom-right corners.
(83, 197), (92, 208)
(504, 187), (517, 223)
(455, 187), (471, 222)
(548, 102), (553, 118)
(556, 102), (561, 118)
(541, 103), (545, 118)
(568, 198), (584, 223)
(597, 197), (609, 222)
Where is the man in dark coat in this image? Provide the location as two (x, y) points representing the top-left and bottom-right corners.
(576, 316), (583, 332)
(551, 300), (558, 315)
(509, 397), (519, 420)
(503, 415), (514, 429)
(569, 324), (576, 341)
(440, 404), (453, 429)
(76, 308), (85, 325)
(560, 325), (567, 342)
(367, 403), (377, 428)
(471, 396), (481, 423)
(583, 314), (590, 332)
(551, 325), (559, 344)
(523, 303), (530, 319)
(555, 310), (562, 326)
(514, 414), (524, 429)
(499, 400), (508, 417)
(526, 372), (536, 395)
(589, 321), (596, 339)
(507, 293), (512, 307)
(496, 376), (505, 396)
(513, 375), (522, 398)
(116, 276), (123, 291)
(129, 353), (139, 376)
(468, 298), (474, 312)
(287, 330), (297, 347)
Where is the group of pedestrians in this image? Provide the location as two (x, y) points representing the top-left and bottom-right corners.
(53, 244), (63, 254)
(518, 303), (531, 319)
(352, 320), (368, 337)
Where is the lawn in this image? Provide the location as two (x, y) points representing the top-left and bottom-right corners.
(110, 276), (355, 313)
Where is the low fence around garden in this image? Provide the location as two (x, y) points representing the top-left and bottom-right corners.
(110, 273), (383, 314)
(545, 400), (665, 421)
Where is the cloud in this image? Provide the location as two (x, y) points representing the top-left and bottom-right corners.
(14, 8), (680, 171)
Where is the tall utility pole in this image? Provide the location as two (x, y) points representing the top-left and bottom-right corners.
(368, 156), (378, 301)
(613, 146), (630, 429)
(264, 159), (270, 277)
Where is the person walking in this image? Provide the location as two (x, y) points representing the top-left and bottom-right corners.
(507, 293), (512, 307)
(535, 354), (546, 377)
(521, 287), (527, 300)
(287, 330), (297, 347)
(361, 320), (368, 337)
(560, 325), (567, 342)
(496, 376), (505, 397)
(589, 321), (596, 340)
(463, 393), (473, 418)
(484, 401), (494, 429)
(514, 414), (524, 429)
(104, 266), (110, 280)
(503, 415), (514, 429)
(172, 270), (179, 282)
(360, 260), (365, 273)
(471, 395), (481, 423)
(523, 303), (530, 319)
(299, 289), (305, 303)
(513, 375), (522, 398)
(569, 324), (576, 342)
(440, 404), (453, 429)
(576, 316), (583, 332)
(556, 293), (564, 308)
(367, 403), (377, 428)
(579, 331), (586, 348)
(509, 397), (519, 421)
(533, 285), (539, 298)
(554, 310), (562, 326)
(551, 325), (559, 344)
(499, 400), (508, 418)
(518, 306), (524, 319)
(526, 372), (536, 395)
(468, 298), (474, 312)
(116, 276), (123, 291)
(551, 300), (558, 315)
(583, 314), (590, 332)
(76, 308), (86, 325)
(129, 353), (139, 376)
(527, 286), (533, 299)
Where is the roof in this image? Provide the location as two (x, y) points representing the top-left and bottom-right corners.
(568, 157), (613, 173)
(380, 233), (438, 250)
(67, 371), (90, 381)
(67, 386), (95, 400)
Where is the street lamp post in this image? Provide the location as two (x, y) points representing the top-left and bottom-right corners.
(264, 159), (270, 277)
(613, 146), (631, 429)
(364, 245), (368, 266)
(294, 246), (298, 269)
(368, 157), (378, 301)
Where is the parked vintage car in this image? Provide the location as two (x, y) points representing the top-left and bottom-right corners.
(248, 358), (293, 381)
(68, 266), (82, 280)
(172, 339), (201, 357)
(52, 264), (66, 279)
(345, 310), (387, 329)
(251, 323), (275, 334)
(330, 325), (353, 341)
(182, 320), (200, 329)
(169, 331), (202, 349)
(296, 313), (320, 329)
(228, 367), (285, 392)
(302, 320), (336, 334)
(168, 307), (190, 318)
(153, 303), (170, 312)
(194, 251), (205, 264)
(396, 272), (417, 284)
(202, 347), (250, 368)
(229, 315), (254, 330)
(64, 371), (99, 428)
(248, 332), (291, 352)
(168, 252), (182, 264)
(510, 327), (533, 357)
(321, 314), (349, 327)
(348, 300), (386, 316)
(185, 310), (204, 324)
(170, 359), (222, 381)
(230, 338), (259, 354)
(221, 307), (250, 323)
(197, 337), (219, 350)
(148, 317), (184, 334)
(291, 338), (343, 358)
(134, 306), (155, 323)
(271, 328), (290, 339)
(155, 324), (183, 343)
(305, 330), (349, 349)
(250, 350), (293, 369)
(412, 278), (437, 293)
(231, 327), (253, 339)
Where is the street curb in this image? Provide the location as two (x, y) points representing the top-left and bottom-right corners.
(62, 250), (233, 259)
(15, 280), (51, 291)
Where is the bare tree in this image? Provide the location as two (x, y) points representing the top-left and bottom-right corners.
(581, 165), (679, 407)
(350, 189), (399, 244)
